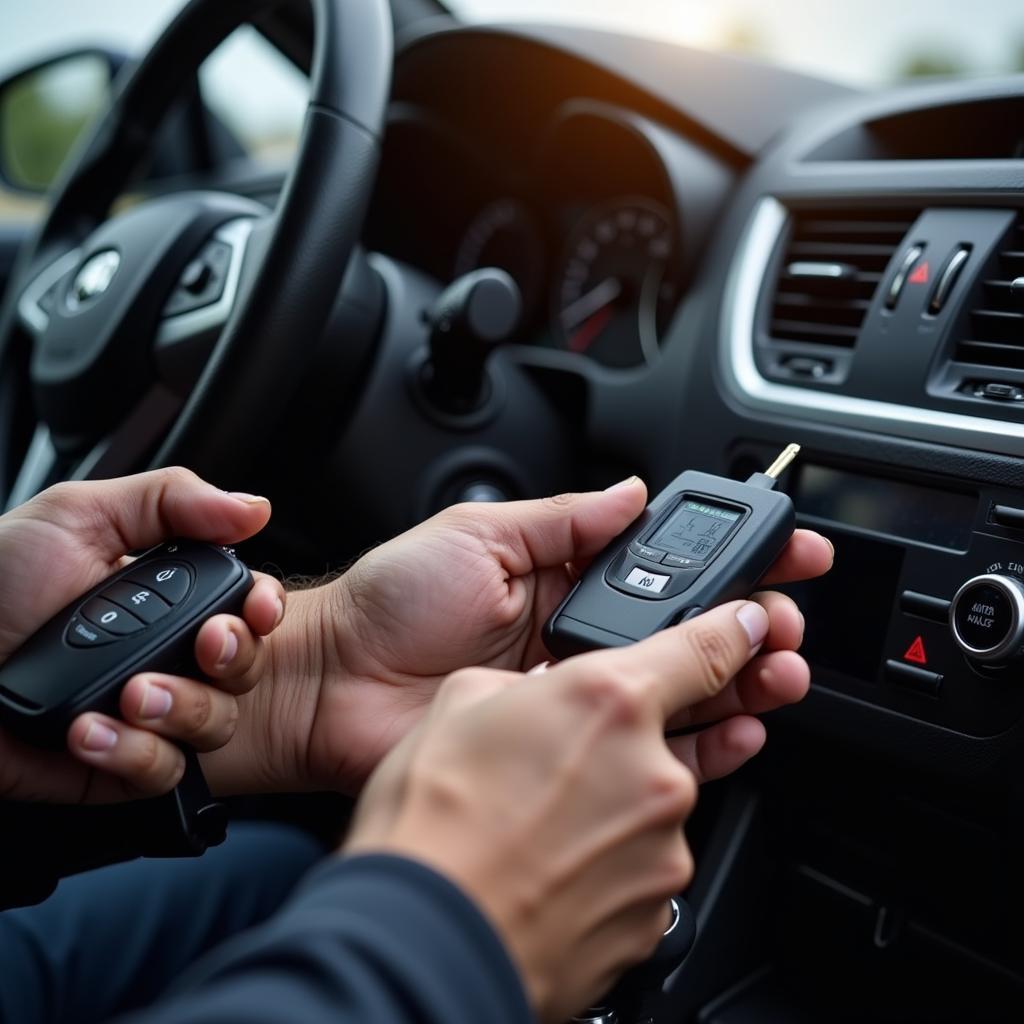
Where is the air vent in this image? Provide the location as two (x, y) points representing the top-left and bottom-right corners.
(954, 217), (1024, 371)
(768, 209), (918, 348)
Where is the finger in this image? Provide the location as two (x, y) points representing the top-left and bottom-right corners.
(751, 590), (805, 652)
(760, 529), (834, 586)
(119, 672), (240, 751)
(667, 715), (767, 783)
(243, 573), (286, 637)
(66, 714), (186, 798)
(456, 478), (648, 575)
(193, 615), (264, 695)
(434, 667), (522, 716)
(30, 467), (272, 556)
(667, 649), (810, 730)
(557, 600), (769, 720)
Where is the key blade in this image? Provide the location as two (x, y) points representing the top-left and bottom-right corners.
(764, 443), (801, 479)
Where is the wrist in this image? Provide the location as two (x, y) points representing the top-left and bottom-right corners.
(199, 585), (339, 796)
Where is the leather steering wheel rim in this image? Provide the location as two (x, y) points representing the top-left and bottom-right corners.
(0, 0), (391, 493)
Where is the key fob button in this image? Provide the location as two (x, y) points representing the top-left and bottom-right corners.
(66, 616), (116, 647)
(125, 564), (191, 604)
(103, 581), (172, 624)
(80, 598), (145, 636)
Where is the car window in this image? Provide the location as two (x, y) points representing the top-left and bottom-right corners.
(0, 3), (307, 222)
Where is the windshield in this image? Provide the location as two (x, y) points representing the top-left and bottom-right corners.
(450, 0), (1024, 86)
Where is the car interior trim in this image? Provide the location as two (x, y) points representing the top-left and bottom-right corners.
(720, 196), (1024, 457)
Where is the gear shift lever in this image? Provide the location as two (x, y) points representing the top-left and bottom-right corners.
(421, 268), (521, 414)
(571, 897), (697, 1024)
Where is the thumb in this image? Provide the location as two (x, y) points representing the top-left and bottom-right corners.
(474, 477), (648, 573)
(29, 467), (271, 555)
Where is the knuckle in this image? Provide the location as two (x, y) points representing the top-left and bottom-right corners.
(572, 668), (644, 726)
(683, 625), (736, 698)
(159, 465), (201, 489)
(543, 491), (579, 512)
(181, 685), (215, 739)
(439, 668), (488, 699)
(133, 732), (167, 785)
(649, 761), (698, 816)
(665, 842), (695, 893)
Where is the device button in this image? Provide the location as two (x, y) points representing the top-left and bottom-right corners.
(624, 567), (670, 594)
(991, 505), (1024, 531)
(630, 543), (667, 563)
(66, 616), (117, 647)
(885, 244), (925, 310)
(80, 598), (145, 636)
(125, 564), (191, 605)
(103, 581), (172, 625)
(885, 659), (942, 696)
(928, 246), (971, 315)
(662, 554), (702, 569)
(899, 590), (951, 625)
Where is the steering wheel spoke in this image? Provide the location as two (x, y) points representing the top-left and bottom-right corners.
(15, 248), (83, 338)
(154, 216), (258, 395)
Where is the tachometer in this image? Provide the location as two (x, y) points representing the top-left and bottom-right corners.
(555, 198), (676, 368)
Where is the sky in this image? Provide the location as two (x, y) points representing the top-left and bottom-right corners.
(1, 0), (1023, 113)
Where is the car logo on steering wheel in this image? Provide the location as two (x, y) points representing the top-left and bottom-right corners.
(68, 249), (121, 310)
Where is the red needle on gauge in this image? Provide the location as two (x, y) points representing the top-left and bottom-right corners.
(561, 277), (621, 354)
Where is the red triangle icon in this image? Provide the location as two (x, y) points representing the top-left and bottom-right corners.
(904, 636), (928, 665)
(908, 261), (930, 285)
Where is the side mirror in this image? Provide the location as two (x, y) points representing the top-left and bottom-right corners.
(0, 51), (116, 195)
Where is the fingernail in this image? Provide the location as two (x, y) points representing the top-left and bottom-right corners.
(139, 680), (173, 719)
(736, 603), (770, 650)
(823, 535), (835, 562)
(82, 721), (118, 752)
(227, 491), (269, 505)
(216, 630), (239, 669)
(605, 476), (640, 492)
(527, 661), (550, 676)
(274, 597), (285, 628)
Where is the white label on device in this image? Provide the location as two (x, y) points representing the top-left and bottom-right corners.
(625, 567), (670, 593)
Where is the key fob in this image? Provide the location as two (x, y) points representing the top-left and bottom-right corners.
(0, 540), (252, 749)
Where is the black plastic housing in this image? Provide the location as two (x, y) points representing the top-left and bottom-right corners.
(0, 540), (251, 748)
(544, 470), (795, 658)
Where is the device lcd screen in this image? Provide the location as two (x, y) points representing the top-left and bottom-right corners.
(648, 500), (741, 561)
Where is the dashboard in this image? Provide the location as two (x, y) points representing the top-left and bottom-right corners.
(334, 22), (1024, 1017)
(363, 63), (732, 369)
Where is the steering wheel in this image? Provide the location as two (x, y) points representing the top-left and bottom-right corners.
(0, 0), (391, 508)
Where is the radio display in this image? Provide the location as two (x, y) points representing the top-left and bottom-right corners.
(648, 500), (741, 561)
(793, 464), (976, 552)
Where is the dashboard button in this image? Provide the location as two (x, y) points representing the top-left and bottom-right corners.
(950, 574), (1024, 663)
(103, 581), (172, 624)
(885, 244), (925, 310)
(885, 659), (942, 696)
(899, 590), (951, 624)
(80, 598), (144, 636)
(991, 505), (1024, 531)
(928, 246), (971, 315)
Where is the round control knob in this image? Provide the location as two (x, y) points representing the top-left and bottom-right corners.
(949, 574), (1024, 664)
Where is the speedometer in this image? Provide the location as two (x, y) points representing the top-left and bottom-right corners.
(554, 198), (676, 368)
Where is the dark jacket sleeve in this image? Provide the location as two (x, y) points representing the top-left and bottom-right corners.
(116, 853), (534, 1024)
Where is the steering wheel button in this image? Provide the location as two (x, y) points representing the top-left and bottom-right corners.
(103, 581), (172, 624)
(126, 564), (192, 604)
(80, 598), (145, 636)
(66, 617), (116, 648)
(180, 259), (212, 294)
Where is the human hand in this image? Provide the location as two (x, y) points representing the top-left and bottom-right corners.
(344, 598), (786, 1022)
(0, 468), (285, 803)
(222, 479), (831, 794)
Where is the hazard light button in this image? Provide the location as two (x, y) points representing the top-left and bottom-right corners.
(885, 244), (926, 310)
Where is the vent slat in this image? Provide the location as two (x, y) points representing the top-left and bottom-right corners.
(765, 208), (916, 351)
(951, 214), (1024, 374)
